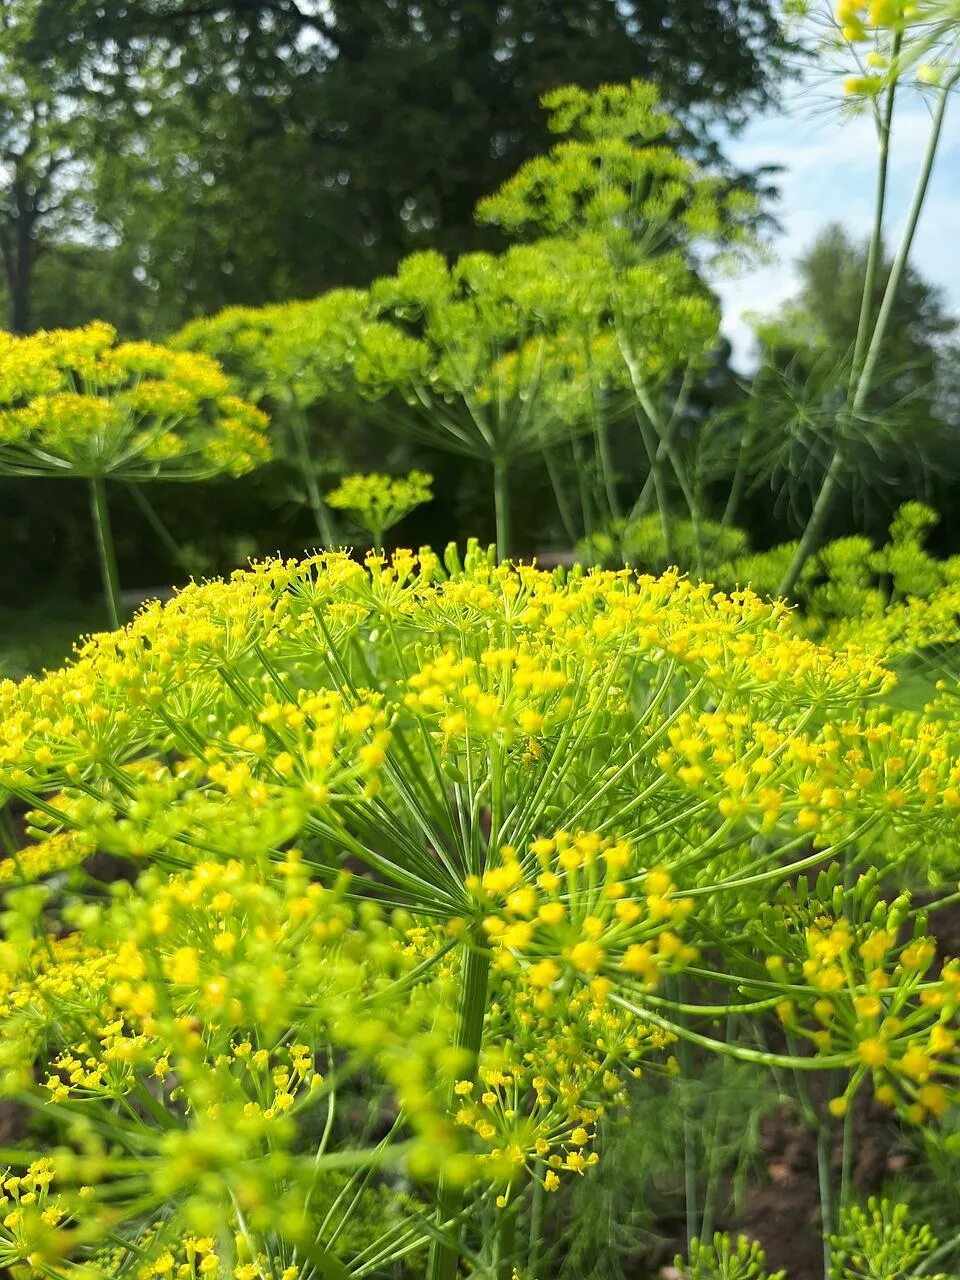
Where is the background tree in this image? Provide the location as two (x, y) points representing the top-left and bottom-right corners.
(19, 0), (788, 332)
(739, 224), (959, 547)
(0, 1), (94, 332)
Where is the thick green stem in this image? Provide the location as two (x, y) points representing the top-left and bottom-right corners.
(596, 419), (621, 522)
(584, 330), (621, 523)
(634, 409), (673, 564)
(493, 459), (511, 562)
(495, 1202), (518, 1280)
(777, 452), (844, 599)
(528, 1163), (546, 1275)
(90, 476), (122, 629)
(778, 71), (957, 597)
(289, 407), (336, 546)
(427, 939), (491, 1280)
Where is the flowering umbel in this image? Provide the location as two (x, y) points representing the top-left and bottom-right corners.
(2, 547), (960, 1275)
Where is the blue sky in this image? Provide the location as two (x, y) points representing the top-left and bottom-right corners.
(713, 78), (960, 370)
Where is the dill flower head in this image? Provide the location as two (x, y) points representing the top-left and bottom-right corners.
(326, 470), (433, 546)
(3, 550), (960, 1268)
(0, 322), (270, 480)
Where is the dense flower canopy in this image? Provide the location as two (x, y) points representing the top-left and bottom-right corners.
(3, 551), (960, 1274)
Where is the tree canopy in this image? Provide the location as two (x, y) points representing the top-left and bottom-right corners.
(7, 0), (789, 332)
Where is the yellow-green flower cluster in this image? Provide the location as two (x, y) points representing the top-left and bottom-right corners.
(765, 905), (960, 1125)
(0, 1159), (78, 1276)
(0, 322), (270, 480)
(0, 852), (467, 1273)
(836, 0), (960, 91)
(326, 469), (433, 545)
(3, 549), (960, 1269)
(471, 836), (695, 987)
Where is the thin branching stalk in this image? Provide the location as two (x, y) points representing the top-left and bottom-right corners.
(542, 446), (581, 546)
(721, 406), (758, 530)
(289, 404), (337, 546)
(126, 483), (195, 577)
(89, 475), (122, 629)
(779, 67), (958, 595)
(851, 30), (903, 385)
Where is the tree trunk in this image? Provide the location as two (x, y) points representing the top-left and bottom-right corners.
(6, 179), (37, 334)
(9, 248), (32, 334)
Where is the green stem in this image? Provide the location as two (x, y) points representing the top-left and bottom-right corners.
(816, 1117), (834, 1280)
(90, 476), (122, 629)
(778, 69), (957, 597)
(777, 453), (844, 599)
(126, 484), (195, 576)
(289, 406), (336, 546)
(675, 978), (699, 1252)
(495, 1201), (518, 1280)
(493, 458), (511, 562)
(721, 408), (758, 530)
(584, 330), (621, 523)
(528, 1162), (546, 1276)
(838, 1085), (854, 1217)
(682, 1084), (698, 1252)
(850, 35), (901, 385)
(627, 394), (691, 530)
(571, 433), (595, 543)
(699, 1016), (737, 1242)
(855, 74), (957, 411)
(634, 408), (673, 564)
(596, 419), (621, 522)
(427, 939), (491, 1280)
(542, 447), (580, 547)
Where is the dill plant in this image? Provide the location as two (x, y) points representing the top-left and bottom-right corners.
(0, 322), (269, 627)
(770, 0), (960, 592)
(171, 81), (741, 564)
(172, 293), (409, 548)
(2, 548), (960, 1276)
(325, 471), (433, 550)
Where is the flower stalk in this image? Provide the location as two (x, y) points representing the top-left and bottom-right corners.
(428, 936), (492, 1280)
(89, 475), (122, 629)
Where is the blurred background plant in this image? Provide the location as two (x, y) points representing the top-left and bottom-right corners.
(0, 321), (269, 626)
(326, 469), (433, 549)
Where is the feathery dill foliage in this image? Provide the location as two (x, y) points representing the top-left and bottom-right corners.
(2, 547), (960, 1276)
